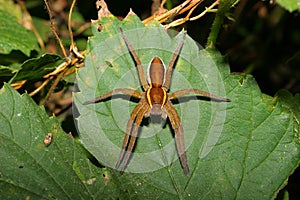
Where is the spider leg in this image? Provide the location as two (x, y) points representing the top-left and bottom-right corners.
(83, 88), (143, 105)
(115, 99), (150, 173)
(115, 99), (145, 169)
(162, 31), (187, 91)
(164, 101), (190, 175)
(120, 28), (149, 91)
(169, 88), (231, 102)
(114, 116), (133, 170)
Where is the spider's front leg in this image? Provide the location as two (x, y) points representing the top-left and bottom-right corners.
(168, 89), (230, 102)
(83, 88), (143, 105)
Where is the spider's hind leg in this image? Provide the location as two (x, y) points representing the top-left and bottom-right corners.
(115, 99), (150, 174)
(163, 101), (190, 176)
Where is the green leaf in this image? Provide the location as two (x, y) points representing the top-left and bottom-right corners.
(74, 14), (300, 199)
(277, 0), (300, 12)
(0, 54), (62, 83)
(277, 89), (300, 142)
(0, 10), (39, 56)
(12, 54), (63, 82)
(0, 0), (22, 20)
(0, 84), (119, 199)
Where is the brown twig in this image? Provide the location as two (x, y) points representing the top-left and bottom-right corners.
(29, 77), (53, 97)
(44, 0), (68, 58)
(41, 66), (68, 105)
(40, 0), (84, 105)
(143, 0), (193, 24)
(164, 0), (219, 29)
(143, 0), (219, 29)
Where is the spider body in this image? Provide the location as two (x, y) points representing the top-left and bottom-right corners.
(84, 28), (230, 175)
(146, 57), (168, 116)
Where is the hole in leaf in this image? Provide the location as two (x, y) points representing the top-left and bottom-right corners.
(105, 60), (114, 68)
(238, 77), (245, 86)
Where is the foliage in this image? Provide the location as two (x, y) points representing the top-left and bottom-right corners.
(277, 0), (300, 12)
(0, 0), (299, 199)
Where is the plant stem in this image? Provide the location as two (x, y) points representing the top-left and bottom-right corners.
(206, 0), (239, 49)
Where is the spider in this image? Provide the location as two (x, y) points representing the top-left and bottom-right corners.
(84, 28), (230, 175)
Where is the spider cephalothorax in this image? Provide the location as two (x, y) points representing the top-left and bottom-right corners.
(84, 28), (230, 175)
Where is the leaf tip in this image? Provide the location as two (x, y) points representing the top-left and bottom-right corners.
(125, 8), (137, 18)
